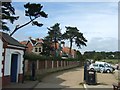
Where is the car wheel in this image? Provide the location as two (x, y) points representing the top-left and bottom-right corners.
(106, 69), (111, 73)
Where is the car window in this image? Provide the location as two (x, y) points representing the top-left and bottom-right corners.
(99, 64), (104, 67)
(93, 64), (98, 67)
(105, 64), (111, 68)
(105, 64), (108, 67)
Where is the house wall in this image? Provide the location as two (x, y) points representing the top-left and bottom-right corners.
(0, 39), (3, 77)
(4, 48), (24, 76)
(0, 39), (3, 88)
(3, 48), (24, 86)
(32, 44), (43, 54)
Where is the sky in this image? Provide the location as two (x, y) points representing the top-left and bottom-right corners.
(5, 1), (118, 53)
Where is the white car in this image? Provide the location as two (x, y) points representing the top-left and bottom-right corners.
(89, 63), (114, 73)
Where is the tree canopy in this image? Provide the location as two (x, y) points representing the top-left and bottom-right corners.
(45, 23), (62, 57)
(62, 26), (87, 56)
(1, 2), (19, 31)
(1, 2), (48, 36)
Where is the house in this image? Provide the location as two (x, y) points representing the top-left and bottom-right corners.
(50, 41), (77, 58)
(62, 47), (76, 58)
(61, 42), (76, 58)
(0, 32), (26, 86)
(20, 37), (43, 54)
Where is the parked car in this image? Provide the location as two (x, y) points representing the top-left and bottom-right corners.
(89, 62), (114, 73)
(95, 61), (115, 71)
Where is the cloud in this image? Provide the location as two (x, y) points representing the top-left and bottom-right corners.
(79, 37), (118, 53)
(9, 2), (118, 52)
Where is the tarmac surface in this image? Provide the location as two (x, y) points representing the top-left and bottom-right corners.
(2, 67), (118, 90)
(34, 67), (84, 89)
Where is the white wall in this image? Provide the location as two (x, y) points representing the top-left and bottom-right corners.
(4, 48), (24, 76)
(0, 39), (3, 77)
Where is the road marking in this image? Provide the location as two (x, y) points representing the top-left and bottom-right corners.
(83, 84), (88, 90)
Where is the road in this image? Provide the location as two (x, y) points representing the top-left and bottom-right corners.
(85, 71), (118, 90)
(34, 67), (84, 89)
(34, 67), (117, 89)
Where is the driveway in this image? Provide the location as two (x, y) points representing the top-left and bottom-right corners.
(34, 67), (84, 89)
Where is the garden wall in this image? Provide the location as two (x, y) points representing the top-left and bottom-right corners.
(24, 60), (80, 80)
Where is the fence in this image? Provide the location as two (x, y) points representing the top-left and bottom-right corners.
(24, 60), (80, 80)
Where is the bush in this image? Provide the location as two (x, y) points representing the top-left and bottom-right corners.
(24, 52), (81, 62)
(24, 53), (48, 61)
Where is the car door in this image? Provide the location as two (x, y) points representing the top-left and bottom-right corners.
(99, 64), (105, 72)
(93, 64), (99, 71)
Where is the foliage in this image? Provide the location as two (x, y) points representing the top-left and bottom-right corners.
(24, 52), (48, 61)
(62, 26), (87, 56)
(1, 2), (48, 36)
(24, 52), (62, 61)
(45, 23), (62, 57)
(40, 39), (54, 56)
(65, 58), (80, 61)
(101, 59), (119, 64)
(47, 23), (62, 42)
(10, 3), (48, 36)
(93, 52), (103, 61)
(76, 50), (85, 61)
(1, 2), (19, 31)
(83, 51), (120, 61)
(24, 52), (81, 61)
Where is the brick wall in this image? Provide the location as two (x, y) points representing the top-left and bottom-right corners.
(24, 59), (80, 79)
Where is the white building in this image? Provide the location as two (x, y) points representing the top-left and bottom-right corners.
(0, 32), (25, 86)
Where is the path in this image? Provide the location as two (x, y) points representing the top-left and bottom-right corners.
(34, 67), (84, 89)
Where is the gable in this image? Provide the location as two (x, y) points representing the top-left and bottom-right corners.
(34, 43), (42, 47)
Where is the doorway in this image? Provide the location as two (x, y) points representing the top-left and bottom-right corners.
(10, 54), (18, 82)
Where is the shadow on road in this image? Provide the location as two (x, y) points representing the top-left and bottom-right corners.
(35, 67), (84, 89)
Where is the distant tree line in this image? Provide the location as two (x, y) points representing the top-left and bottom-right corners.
(83, 51), (120, 61)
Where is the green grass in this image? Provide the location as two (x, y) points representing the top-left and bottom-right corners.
(100, 59), (119, 64)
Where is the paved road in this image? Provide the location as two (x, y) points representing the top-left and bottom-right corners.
(34, 67), (84, 89)
(34, 67), (118, 89)
(85, 71), (118, 90)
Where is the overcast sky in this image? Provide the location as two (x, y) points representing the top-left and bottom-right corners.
(6, 1), (118, 53)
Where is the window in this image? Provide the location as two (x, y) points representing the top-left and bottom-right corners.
(35, 48), (38, 52)
(39, 47), (41, 52)
(93, 64), (98, 67)
(99, 64), (104, 67)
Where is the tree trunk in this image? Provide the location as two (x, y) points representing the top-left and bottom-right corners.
(69, 39), (72, 58)
(10, 17), (37, 36)
(54, 37), (57, 57)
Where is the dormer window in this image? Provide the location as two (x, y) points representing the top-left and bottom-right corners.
(34, 47), (42, 53)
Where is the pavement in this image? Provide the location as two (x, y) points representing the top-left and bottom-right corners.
(1, 67), (118, 90)
(83, 83), (113, 90)
(34, 67), (84, 89)
(2, 80), (39, 90)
